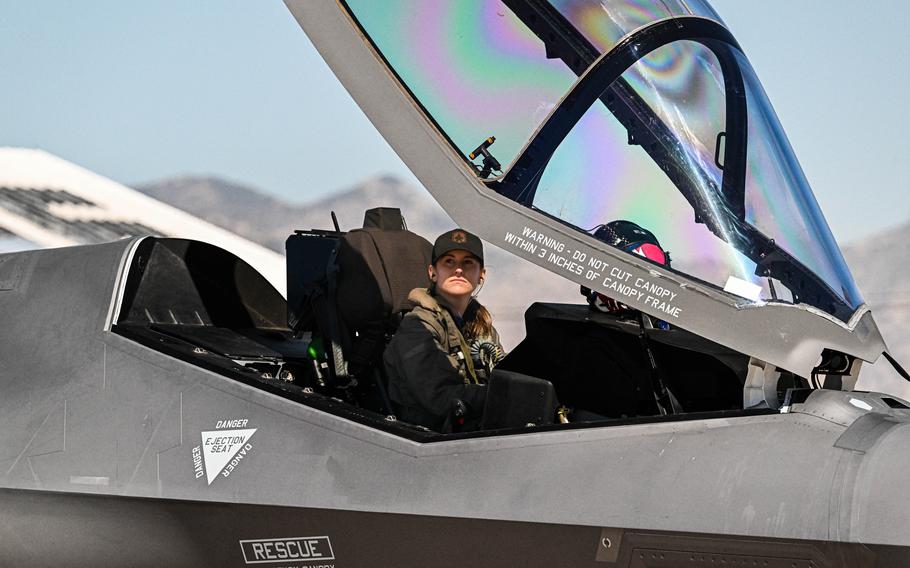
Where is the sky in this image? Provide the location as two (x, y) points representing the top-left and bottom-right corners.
(2, 1), (908, 243)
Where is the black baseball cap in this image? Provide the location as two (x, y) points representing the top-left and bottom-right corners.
(432, 228), (484, 265)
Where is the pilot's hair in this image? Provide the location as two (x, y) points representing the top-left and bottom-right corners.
(464, 302), (495, 341)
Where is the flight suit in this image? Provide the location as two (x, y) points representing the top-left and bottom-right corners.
(384, 288), (490, 432)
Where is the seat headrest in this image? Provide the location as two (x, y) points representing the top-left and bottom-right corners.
(363, 207), (406, 231)
(335, 227), (432, 330)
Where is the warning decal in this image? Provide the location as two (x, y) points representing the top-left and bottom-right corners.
(503, 225), (684, 319)
(198, 419), (257, 484)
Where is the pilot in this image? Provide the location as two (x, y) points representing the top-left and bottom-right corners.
(384, 228), (503, 432)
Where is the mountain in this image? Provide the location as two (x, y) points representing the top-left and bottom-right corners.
(134, 175), (579, 348)
(842, 219), (910, 397)
(134, 175), (451, 252)
(135, 175), (910, 398)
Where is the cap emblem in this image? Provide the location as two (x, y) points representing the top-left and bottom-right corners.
(451, 231), (467, 244)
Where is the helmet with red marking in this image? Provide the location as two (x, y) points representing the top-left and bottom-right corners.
(585, 220), (670, 313)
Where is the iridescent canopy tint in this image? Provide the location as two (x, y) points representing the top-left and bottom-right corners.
(549, 0), (724, 52)
(342, 0), (863, 320)
(344, 1), (578, 171)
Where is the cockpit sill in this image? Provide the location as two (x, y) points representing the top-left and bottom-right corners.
(106, 320), (910, 451)
(111, 320), (782, 445)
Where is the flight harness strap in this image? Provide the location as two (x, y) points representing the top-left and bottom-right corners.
(347, 319), (385, 375)
(348, 318), (398, 416)
(323, 251), (352, 386)
(456, 332), (481, 385)
(437, 307), (480, 385)
(637, 312), (682, 415)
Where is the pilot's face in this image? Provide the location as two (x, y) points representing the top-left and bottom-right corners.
(429, 250), (485, 300)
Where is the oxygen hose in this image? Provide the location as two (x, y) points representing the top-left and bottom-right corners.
(470, 340), (504, 374)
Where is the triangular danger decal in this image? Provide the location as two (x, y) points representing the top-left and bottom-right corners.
(200, 428), (256, 484)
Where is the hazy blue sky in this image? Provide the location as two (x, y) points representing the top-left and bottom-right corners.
(2, 1), (908, 243)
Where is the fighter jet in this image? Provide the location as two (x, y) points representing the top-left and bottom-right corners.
(2, 1), (909, 566)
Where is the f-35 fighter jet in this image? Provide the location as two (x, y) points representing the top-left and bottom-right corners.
(2, 1), (909, 566)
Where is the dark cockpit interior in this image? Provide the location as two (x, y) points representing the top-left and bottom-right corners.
(113, 209), (785, 442)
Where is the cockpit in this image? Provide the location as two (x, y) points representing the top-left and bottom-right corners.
(112, 0), (901, 440)
(112, 211), (795, 442)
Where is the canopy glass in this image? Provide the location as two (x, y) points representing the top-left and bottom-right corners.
(344, 1), (578, 172)
(549, 0), (725, 51)
(343, 0), (863, 321)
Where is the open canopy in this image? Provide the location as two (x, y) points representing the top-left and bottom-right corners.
(286, 0), (887, 377)
(342, 0), (861, 322)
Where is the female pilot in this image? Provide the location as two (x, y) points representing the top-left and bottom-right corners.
(384, 228), (503, 432)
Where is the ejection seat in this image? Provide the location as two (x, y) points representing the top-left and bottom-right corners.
(287, 207), (432, 416)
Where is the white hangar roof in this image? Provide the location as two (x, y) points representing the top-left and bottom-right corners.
(0, 148), (286, 294)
